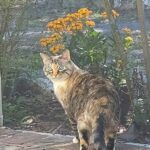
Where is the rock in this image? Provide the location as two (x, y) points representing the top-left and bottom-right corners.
(36, 77), (53, 91)
(14, 75), (53, 97)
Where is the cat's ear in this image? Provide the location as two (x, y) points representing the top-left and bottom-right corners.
(61, 50), (70, 61)
(40, 53), (52, 63)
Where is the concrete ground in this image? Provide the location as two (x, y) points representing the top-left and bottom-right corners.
(0, 127), (150, 150)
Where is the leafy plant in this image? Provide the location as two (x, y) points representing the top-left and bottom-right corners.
(3, 96), (32, 125)
(0, 0), (29, 94)
(66, 27), (107, 68)
(133, 98), (150, 124)
(40, 8), (134, 80)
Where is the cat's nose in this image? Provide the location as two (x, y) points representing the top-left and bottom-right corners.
(52, 70), (59, 78)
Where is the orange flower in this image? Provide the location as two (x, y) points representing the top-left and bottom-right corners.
(70, 22), (83, 31)
(51, 44), (65, 53)
(100, 10), (119, 19)
(64, 16), (72, 23)
(112, 10), (119, 18)
(86, 20), (95, 27)
(78, 8), (92, 17)
(66, 13), (80, 23)
(122, 27), (132, 34)
(51, 33), (62, 40)
(74, 12), (82, 19)
(47, 18), (66, 31)
(40, 38), (49, 47)
(47, 22), (53, 28)
(100, 12), (108, 18)
(46, 37), (55, 45)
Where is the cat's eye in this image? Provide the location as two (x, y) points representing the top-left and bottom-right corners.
(48, 65), (51, 70)
(59, 66), (66, 72)
(46, 65), (52, 74)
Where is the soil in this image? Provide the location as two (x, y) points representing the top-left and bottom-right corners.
(4, 78), (72, 135)
(8, 97), (72, 135)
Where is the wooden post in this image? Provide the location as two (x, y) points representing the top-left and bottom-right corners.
(136, 0), (150, 96)
(0, 72), (3, 127)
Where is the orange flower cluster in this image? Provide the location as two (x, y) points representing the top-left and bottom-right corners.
(47, 18), (66, 32)
(100, 10), (119, 18)
(86, 20), (95, 27)
(47, 8), (93, 32)
(40, 33), (62, 47)
(40, 8), (95, 53)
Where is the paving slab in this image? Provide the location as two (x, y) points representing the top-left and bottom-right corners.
(0, 127), (77, 150)
(0, 127), (150, 150)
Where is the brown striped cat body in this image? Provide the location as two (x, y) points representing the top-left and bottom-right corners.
(40, 50), (119, 150)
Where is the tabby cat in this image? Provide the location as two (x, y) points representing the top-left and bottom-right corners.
(40, 50), (119, 150)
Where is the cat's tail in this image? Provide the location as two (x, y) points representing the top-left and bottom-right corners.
(93, 114), (107, 150)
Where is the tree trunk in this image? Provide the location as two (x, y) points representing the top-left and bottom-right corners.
(136, 0), (150, 97)
(0, 72), (3, 127)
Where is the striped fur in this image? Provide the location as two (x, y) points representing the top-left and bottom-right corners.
(40, 50), (120, 150)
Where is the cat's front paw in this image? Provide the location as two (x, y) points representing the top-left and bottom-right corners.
(72, 136), (79, 143)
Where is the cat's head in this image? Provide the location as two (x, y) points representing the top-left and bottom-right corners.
(40, 50), (78, 82)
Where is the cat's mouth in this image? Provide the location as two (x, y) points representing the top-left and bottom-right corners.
(52, 70), (59, 78)
(51, 63), (60, 78)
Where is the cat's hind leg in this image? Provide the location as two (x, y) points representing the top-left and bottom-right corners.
(105, 126), (117, 150)
(77, 121), (90, 150)
(78, 129), (89, 150)
(92, 114), (107, 150)
(106, 137), (115, 150)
